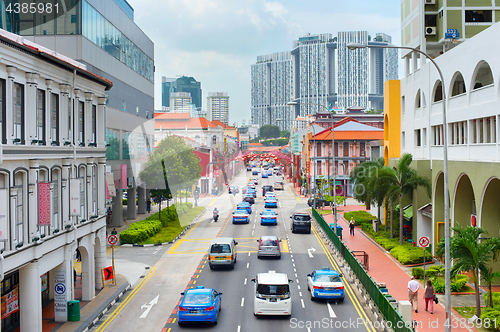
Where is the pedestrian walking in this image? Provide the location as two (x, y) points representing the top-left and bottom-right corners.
(146, 199), (151, 213)
(111, 228), (117, 235)
(424, 279), (435, 314)
(349, 217), (355, 236)
(408, 276), (420, 313)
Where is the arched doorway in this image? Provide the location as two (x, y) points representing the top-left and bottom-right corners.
(480, 178), (500, 274)
(453, 174), (476, 228)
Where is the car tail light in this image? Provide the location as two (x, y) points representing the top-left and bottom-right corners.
(178, 306), (187, 311)
(204, 305), (214, 312)
(313, 285), (323, 290)
(336, 286), (344, 290)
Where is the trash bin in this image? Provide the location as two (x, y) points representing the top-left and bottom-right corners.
(67, 300), (80, 322)
(330, 224), (343, 239)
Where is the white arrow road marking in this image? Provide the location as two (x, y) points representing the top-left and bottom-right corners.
(327, 302), (337, 318)
(307, 247), (316, 258)
(140, 295), (159, 318)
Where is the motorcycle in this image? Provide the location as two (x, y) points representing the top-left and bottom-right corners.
(213, 211), (219, 222)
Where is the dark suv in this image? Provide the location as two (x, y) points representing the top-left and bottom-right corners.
(307, 196), (328, 208)
(262, 185), (273, 196)
(291, 213), (312, 233)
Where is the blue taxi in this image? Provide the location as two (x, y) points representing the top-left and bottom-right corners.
(178, 286), (222, 324)
(232, 210), (250, 224)
(236, 202), (252, 214)
(264, 197), (278, 208)
(260, 209), (277, 225)
(307, 268), (345, 302)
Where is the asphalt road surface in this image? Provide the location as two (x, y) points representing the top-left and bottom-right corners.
(91, 170), (378, 332)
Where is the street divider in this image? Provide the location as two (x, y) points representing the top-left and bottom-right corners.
(312, 208), (412, 332)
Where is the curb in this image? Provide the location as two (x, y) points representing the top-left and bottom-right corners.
(121, 208), (207, 248)
(79, 282), (131, 332)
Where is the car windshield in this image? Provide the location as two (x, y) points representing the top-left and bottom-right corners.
(256, 284), (289, 295)
(234, 211), (247, 215)
(261, 239), (277, 246)
(183, 293), (211, 304)
(210, 244), (231, 253)
(262, 211), (275, 216)
(316, 274), (341, 283)
(294, 215), (311, 221)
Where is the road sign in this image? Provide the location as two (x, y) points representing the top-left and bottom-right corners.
(103, 267), (114, 281)
(418, 236), (430, 248)
(445, 29), (459, 39)
(107, 234), (118, 246)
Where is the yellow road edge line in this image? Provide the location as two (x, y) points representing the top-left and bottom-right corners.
(312, 226), (377, 332)
(95, 266), (157, 332)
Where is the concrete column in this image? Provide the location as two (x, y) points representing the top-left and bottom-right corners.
(97, 97), (107, 148)
(53, 257), (71, 322)
(25, 73), (39, 143)
(28, 159), (40, 243)
(61, 159), (72, 228)
(127, 187), (137, 219)
(80, 234), (95, 301)
(19, 261), (42, 332)
(94, 227), (106, 290)
(111, 182), (123, 227)
(97, 158), (106, 216)
(137, 186), (146, 214)
(86, 159), (94, 219)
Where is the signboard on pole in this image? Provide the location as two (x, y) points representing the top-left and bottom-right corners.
(107, 235), (118, 246)
(69, 179), (80, 216)
(106, 173), (116, 197)
(418, 236), (430, 248)
(121, 164), (128, 190)
(54, 270), (67, 322)
(38, 182), (51, 225)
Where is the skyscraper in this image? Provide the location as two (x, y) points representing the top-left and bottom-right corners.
(207, 92), (230, 125)
(251, 31), (398, 130)
(161, 76), (202, 110)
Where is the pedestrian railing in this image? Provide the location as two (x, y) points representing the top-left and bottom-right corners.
(312, 208), (412, 332)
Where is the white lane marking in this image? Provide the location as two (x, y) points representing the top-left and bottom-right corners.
(253, 224), (255, 229)
(237, 325), (241, 332)
(295, 273), (298, 278)
(296, 279), (299, 283)
(327, 302), (337, 318)
(140, 295), (159, 318)
(244, 278), (247, 285)
(301, 299), (305, 308)
(252, 230), (254, 236)
(291, 259), (294, 263)
(299, 292), (302, 297)
(241, 298), (245, 307)
(294, 268), (296, 272)
(297, 285), (301, 290)
(291, 254), (293, 258)
(248, 252), (251, 257)
(152, 247), (161, 255)
(293, 263), (295, 267)
(307, 328), (311, 332)
(247, 263), (250, 268)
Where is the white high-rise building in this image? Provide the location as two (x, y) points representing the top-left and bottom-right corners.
(170, 92), (192, 113)
(207, 92), (229, 124)
(251, 31), (398, 130)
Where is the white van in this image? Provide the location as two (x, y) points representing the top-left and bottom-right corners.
(251, 271), (292, 316)
(208, 237), (238, 270)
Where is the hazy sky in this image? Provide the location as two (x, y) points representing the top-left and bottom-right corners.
(127, 0), (401, 125)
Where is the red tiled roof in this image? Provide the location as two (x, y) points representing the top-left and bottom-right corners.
(314, 130), (383, 141)
(211, 119), (234, 129)
(154, 112), (191, 120)
(155, 117), (217, 129)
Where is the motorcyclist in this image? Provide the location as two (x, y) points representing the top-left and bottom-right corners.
(213, 208), (219, 222)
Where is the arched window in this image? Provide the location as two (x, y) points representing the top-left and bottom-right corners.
(472, 61), (494, 89)
(415, 89), (421, 109)
(450, 72), (466, 96)
(212, 136), (217, 146)
(0, 172), (8, 251)
(51, 168), (61, 232)
(433, 80), (443, 102)
(195, 135), (201, 143)
(78, 166), (87, 221)
(13, 171), (26, 244)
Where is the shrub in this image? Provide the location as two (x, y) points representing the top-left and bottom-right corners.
(390, 245), (433, 265)
(344, 210), (377, 225)
(119, 219), (162, 244)
(451, 275), (467, 292)
(484, 292), (500, 308)
(432, 278), (445, 293)
(481, 309), (500, 330)
(123, 198), (127, 205)
(412, 267), (424, 279)
(425, 265), (443, 278)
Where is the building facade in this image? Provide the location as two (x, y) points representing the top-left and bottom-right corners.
(251, 32), (398, 131)
(385, 22), (500, 273)
(162, 76), (202, 111)
(0, 30), (112, 331)
(0, 0), (156, 229)
(207, 92), (229, 125)
(170, 92), (193, 113)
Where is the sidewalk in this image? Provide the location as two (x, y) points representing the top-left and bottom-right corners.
(322, 208), (478, 332)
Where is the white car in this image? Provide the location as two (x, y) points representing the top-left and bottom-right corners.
(264, 192), (277, 200)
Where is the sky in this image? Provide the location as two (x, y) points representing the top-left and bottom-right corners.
(127, 0), (401, 126)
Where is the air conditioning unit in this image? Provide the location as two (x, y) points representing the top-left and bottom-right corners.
(425, 0), (436, 4)
(425, 27), (437, 35)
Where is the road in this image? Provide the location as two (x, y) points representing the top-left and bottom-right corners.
(91, 170), (378, 332)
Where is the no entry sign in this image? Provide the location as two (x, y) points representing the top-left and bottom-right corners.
(107, 234), (118, 246)
(418, 236), (430, 248)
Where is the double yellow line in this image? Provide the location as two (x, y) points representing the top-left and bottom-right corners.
(94, 266), (157, 332)
(312, 226), (376, 332)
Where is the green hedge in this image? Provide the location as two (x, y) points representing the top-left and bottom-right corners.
(481, 308), (500, 331)
(344, 210), (377, 225)
(412, 267), (424, 279)
(390, 244), (433, 265)
(485, 292), (500, 308)
(431, 274), (468, 293)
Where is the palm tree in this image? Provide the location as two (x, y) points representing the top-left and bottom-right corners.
(350, 158), (385, 210)
(450, 224), (500, 317)
(481, 267), (500, 308)
(377, 153), (431, 244)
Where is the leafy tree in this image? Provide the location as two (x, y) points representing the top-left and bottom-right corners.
(377, 153), (431, 244)
(140, 136), (202, 216)
(280, 130), (290, 138)
(259, 125), (280, 139)
(366, 109), (383, 114)
(449, 224), (500, 317)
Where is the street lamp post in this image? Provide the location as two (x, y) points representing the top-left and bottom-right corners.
(287, 101), (338, 231)
(347, 42), (450, 330)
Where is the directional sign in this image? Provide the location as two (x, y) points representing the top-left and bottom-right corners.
(140, 295), (159, 318)
(445, 29), (459, 39)
(103, 267), (114, 281)
(107, 234), (118, 246)
(418, 236), (430, 248)
(307, 247), (316, 258)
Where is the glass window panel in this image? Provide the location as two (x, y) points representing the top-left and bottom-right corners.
(12, 83), (24, 143)
(122, 131), (130, 159)
(78, 101), (84, 143)
(36, 89), (45, 144)
(106, 128), (120, 160)
(50, 93), (59, 144)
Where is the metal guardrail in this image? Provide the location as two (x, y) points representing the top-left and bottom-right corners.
(312, 208), (412, 332)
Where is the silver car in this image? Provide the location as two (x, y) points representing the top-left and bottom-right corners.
(257, 236), (281, 259)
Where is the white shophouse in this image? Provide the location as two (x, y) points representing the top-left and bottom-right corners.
(0, 29), (112, 331)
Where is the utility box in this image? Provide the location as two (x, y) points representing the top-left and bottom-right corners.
(398, 300), (412, 326)
(373, 219), (379, 232)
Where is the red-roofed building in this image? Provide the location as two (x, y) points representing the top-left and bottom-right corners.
(306, 117), (383, 196)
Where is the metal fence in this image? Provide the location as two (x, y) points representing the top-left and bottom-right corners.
(312, 208), (412, 332)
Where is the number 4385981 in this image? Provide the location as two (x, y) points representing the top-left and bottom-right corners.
(6, 2), (59, 14)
